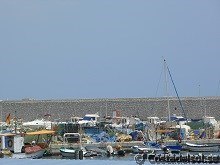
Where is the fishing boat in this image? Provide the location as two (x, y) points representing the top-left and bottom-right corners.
(59, 133), (86, 158)
(0, 130), (55, 159)
(185, 142), (220, 152)
(3, 145), (46, 159)
(60, 147), (80, 157)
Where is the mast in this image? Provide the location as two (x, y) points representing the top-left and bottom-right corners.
(164, 59), (171, 122)
(105, 101), (108, 117)
(15, 110), (17, 134)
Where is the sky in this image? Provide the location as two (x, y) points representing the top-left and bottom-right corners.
(0, 0), (220, 100)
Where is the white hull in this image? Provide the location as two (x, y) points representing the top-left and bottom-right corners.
(60, 151), (75, 157)
(132, 146), (157, 154)
(23, 119), (53, 130)
(60, 148), (76, 157)
(60, 147), (87, 158)
(4, 149), (45, 159)
(185, 142), (220, 152)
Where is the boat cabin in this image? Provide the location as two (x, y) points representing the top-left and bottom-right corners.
(0, 133), (24, 153)
(78, 114), (100, 126)
(147, 117), (164, 125)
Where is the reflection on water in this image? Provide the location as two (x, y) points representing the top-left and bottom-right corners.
(43, 152), (135, 161)
(42, 151), (220, 165)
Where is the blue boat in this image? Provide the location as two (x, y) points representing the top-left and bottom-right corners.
(165, 145), (182, 153)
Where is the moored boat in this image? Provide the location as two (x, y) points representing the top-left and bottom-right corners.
(0, 130), (55, 159)
(59, 133), (87, 158)
(131, 145), (157, 154)
(185, 142), (220, 152)
(60, 147), (78, 157)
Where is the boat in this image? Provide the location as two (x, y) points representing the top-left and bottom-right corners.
(0, 129), (55, 159)
(163, 144), (182, 154)
(59, 147), (79, 158)
(2, 145), (46, 159)
(185, 142), (220, 152)
(131, 145), (158, 154)
(59, 133), (86, 158)
(78, 113), (100, 126)
(85, 146), (107, 156)
(146, 141), (181, 154)
(23, 118), (54, 130)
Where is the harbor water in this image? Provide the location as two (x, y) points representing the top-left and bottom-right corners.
(1, 158), (218, 165)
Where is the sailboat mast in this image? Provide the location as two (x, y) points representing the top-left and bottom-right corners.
(164, 59), (171, 122)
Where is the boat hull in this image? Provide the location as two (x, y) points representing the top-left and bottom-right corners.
(60, 148), (76, 158)
(3, 149), (45, 159)
(132, 146), (156, 154)
(185, 142), (220, 152)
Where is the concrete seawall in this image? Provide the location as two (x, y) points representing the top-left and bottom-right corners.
(0, 97), (219, 122)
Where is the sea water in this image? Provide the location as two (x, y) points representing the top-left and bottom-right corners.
(1, 151), (219, 165)
(0, 159), (136, 165)
(0, 158), (214, 165)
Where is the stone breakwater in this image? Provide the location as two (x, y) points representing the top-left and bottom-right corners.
(0, 97), (219, 122)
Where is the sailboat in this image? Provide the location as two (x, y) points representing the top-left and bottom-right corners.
(149, 59), (188, 153)
(163, 59), (187, 122)
(0, 113), (55, 159)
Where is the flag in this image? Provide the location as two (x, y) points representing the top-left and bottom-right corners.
(6, 113), (11, 125)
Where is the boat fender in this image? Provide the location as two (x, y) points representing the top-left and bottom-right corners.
(8, 139), (13, 148)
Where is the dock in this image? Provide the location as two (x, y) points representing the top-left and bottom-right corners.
(49, 141), (144, 154)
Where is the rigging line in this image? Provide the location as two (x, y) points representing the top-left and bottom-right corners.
(151, 61), (164, 115)
(155, 62), (164, 98)
(166, 63), (187, 119)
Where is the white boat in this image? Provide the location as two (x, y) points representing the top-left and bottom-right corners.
(23, 119), (54, 130)
(131, 145), (159, 154)
(185, 142), (220, 152)
(78, 113), (100, 126)
(0, 130), (55, 159)
(2, 146), (45, 159)
(60, 147), (77, 157)
(59, 133), (86, 158)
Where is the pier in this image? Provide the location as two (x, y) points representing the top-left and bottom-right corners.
(49, 141), (144, 155)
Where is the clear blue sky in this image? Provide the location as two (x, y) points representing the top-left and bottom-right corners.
(0, 1), (219, 100)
